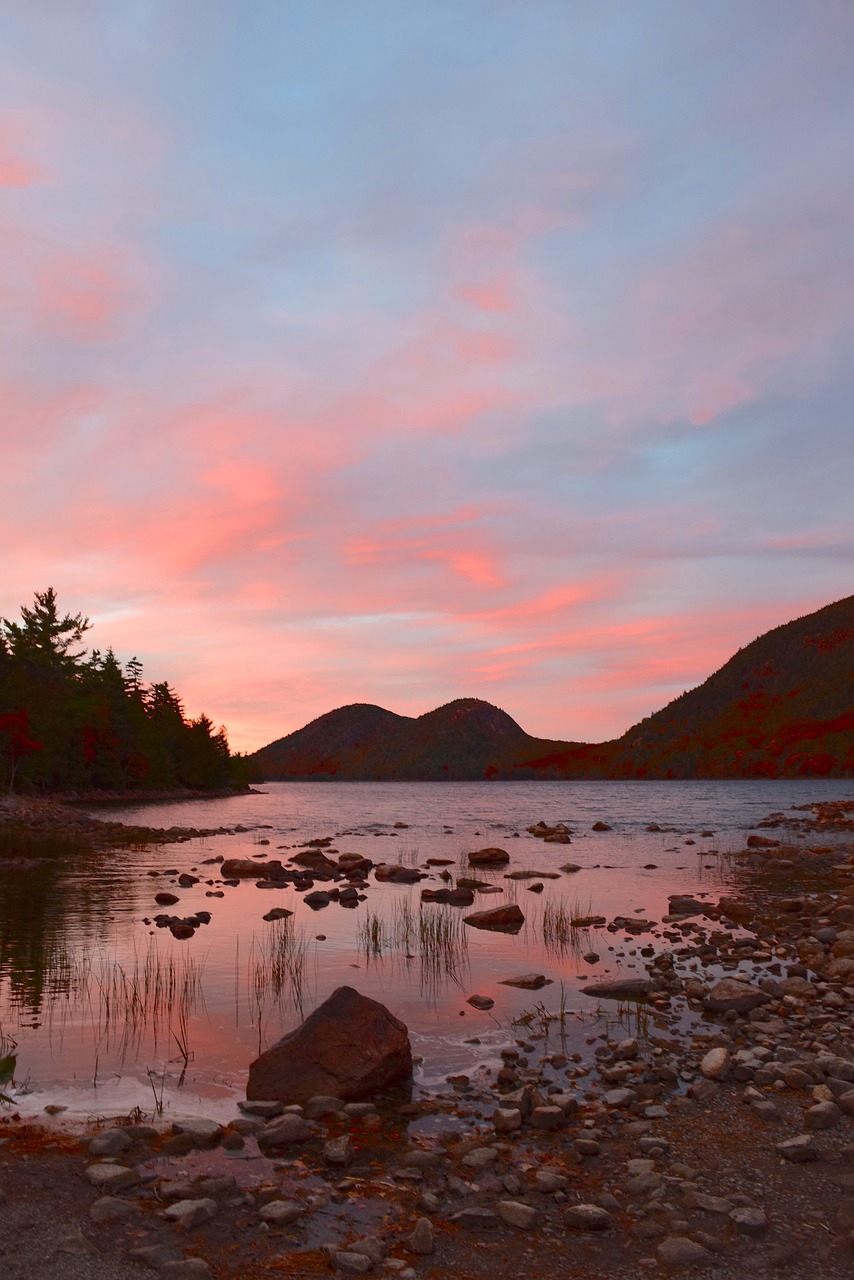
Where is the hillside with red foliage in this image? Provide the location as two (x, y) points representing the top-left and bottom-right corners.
(252, 595), (854, 780)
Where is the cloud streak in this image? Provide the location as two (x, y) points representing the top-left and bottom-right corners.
(0, 3), (851, 750)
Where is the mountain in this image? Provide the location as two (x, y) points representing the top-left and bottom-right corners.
(252, 697), (541, 780)
(251, 596), (854, 780)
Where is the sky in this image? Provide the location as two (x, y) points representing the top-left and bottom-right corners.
(1, 1), (852, 752)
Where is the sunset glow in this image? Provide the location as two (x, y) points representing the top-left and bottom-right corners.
(1, 3), (851, 750)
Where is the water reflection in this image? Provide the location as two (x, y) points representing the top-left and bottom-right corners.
(357, 901), (470, 1006)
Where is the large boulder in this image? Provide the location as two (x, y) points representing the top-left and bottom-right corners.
(246, 986), (412, 1103)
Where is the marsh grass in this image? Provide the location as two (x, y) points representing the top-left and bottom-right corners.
(246, 917), (311, 1052)
(418, 905), (469, 997)
(511, 982), (577, 1045)
(356, 897), (468, 998)
(542, 895), (595, 959)
(4, 935), (207, 1071)
(357, 908), (391, 960)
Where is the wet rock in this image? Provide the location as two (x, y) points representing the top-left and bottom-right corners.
(247, 986), (413, 1103)
(89, 1128), (132, 1157)
(467, 994), (495, 1010)
(591, 821), (612, 831)
(499, 974), (550, 990)
(463, 905), (525, 933)
(155, 892), (180, 906)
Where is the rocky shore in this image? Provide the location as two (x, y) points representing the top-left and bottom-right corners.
(3, 797), (854, 1277)
(0, 792), (247, 853)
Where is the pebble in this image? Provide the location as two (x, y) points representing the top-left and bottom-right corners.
(730, 1206), (767, 1235)
(88, 1128), (132, 1157)
(171, 1118), (223, 1148)
(776, 1134), (819, 1162)
(805, 1101), (840, 1129)
(334, 1251), (374, 1273)
(699, 1047), (730, 1080)
(160, 1261), (213, 1279)
(258, 1199), (305, 1225)
(405, 1217), (434, 1253)
(563, 1203), (612, 1231)
(324, 1135), (355, 1166)
(162, 1198), (218, 1228)
(89, 1196), (139, 1222)
(85, 1163), (140, 1192)
(497, 1200), (538, 1229)
(657, 1236), (712, 1266)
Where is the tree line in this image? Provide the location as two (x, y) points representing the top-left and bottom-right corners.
(0, 588), (253, 793)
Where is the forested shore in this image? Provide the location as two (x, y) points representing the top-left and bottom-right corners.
(0, 589), (254, 794)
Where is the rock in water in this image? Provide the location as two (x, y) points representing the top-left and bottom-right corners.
(463, 904), (525, 932)
(246, 986), (412, 1103)
(579, 978), (652, 1001)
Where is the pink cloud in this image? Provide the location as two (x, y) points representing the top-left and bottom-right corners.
(0, 116), (44, 187)
(35, 248), (147, 342)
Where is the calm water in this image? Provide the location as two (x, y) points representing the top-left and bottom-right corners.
(1, 779), (852, 1120)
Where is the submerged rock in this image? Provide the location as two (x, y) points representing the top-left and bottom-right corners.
(247, 985), (413, 1103)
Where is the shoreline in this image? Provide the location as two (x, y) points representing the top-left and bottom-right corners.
(0, 790), (258, 851)
(3, 802), (854, 1275)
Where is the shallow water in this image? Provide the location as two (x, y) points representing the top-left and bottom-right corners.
(1, 778), (852, 1121)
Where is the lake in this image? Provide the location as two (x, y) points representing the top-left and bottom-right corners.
(1, 778), (852, 1122)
